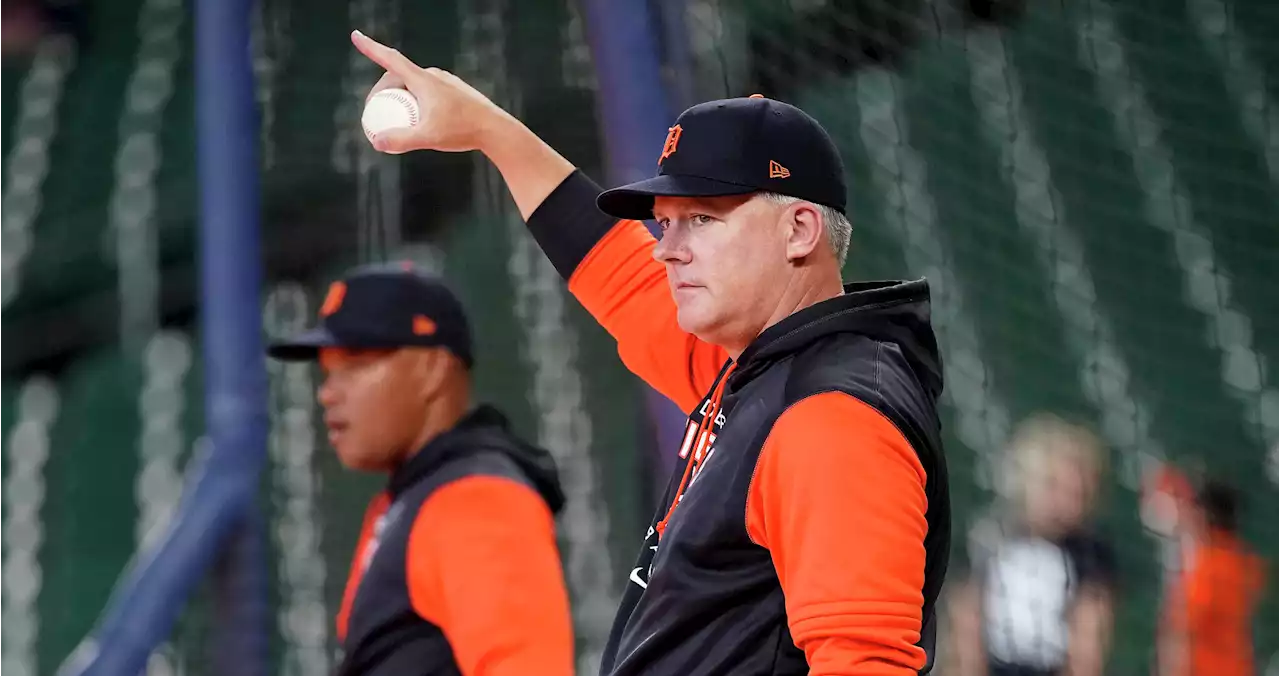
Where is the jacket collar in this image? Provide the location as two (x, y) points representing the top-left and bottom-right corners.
(730, 279), (943, 398)
(386, 405), (566, 513)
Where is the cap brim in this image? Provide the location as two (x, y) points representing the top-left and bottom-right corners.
(266, 327), (340, 361)
(596, 174), (757, 221)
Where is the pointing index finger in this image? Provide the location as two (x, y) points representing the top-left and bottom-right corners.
(365, 72), (404, 103)
(351, 30), (420, 78)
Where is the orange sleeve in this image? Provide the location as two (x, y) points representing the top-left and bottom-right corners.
(406, 475), (574, 676)
(1184, 543), (1263, 634)
(1183, 553), (1218, 632)
(567, 219), (728, 412)
(746, 392), (929, 675)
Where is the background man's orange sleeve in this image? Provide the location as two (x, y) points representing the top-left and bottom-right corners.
(567, 219), (727, 412)
(406, 476), (575, 676)
(746, 392), (929, 675)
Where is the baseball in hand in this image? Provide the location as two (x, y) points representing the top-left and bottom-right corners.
(362, 88), (420, 143)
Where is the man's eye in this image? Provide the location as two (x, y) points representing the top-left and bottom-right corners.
(691, 214), (713, 225)
(656, 218), (670, 231)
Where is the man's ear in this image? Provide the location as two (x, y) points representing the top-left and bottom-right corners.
(411, 348), (451, 400)
(784, 202), (825, 262)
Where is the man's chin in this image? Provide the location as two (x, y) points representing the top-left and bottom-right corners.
(675, 309), (708, 335)
(675, 308), (725, 343)
(336, 447), (394, 473)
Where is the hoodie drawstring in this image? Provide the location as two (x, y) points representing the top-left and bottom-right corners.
(656, 363), (735, 539)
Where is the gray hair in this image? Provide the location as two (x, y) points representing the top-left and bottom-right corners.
(757, 192), (851, 267)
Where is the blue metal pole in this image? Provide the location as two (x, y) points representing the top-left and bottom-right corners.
(655, 0), (699, 111)
(55, 0), (269, 673)
(580, 0), (673, 187)
(579, 0), (691, 478)
(56, 454), (257, 676)
(212, 503), (270, 675)
(194, 0), (270, 669)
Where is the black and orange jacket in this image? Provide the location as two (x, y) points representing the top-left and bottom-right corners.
(527, 171), (951, 675)
(334, 406), (574, 676)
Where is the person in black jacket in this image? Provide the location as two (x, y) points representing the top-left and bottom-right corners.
(349, 30), (950, 676)
(268, 263), (575, 676)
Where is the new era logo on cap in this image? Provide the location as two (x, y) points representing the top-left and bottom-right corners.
(412, 315), (437, 336)
(596, 95), (846, 221)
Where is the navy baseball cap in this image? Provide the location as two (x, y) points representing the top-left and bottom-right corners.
(596, 95), (847, 221)
(267, 263), (474, 367)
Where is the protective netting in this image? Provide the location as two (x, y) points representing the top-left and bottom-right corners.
(2, 0), (1275, 674)
(682, 0), (1276, 672)
(4, 1), (645, 674)
(249, 2), (640, 672)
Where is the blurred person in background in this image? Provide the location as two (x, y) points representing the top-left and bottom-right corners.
(1138, 456), (1197, 673)
(268, 263), (574, 676)
(948, 414), (1115, 676)
(349, 28), (950, 676)
(1152, 475), (1265, 676)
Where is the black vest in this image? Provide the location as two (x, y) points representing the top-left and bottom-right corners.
(600, 280), (951, 676)
(336, 407), (565, 676)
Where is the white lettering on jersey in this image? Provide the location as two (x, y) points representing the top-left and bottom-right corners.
(678, 402), (727, 458)
(678, 419), (698, 459)
(358, 502), (404, 578)
(689, 444), (718, 486)
(628, 526), (658, 589)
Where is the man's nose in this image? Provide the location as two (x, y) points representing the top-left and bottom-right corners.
(652, 225), (691, 264)
(317, 377), (340, 408)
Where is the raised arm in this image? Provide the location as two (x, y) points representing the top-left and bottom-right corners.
(526, 172), (728, 410)
(351, 32), (726, 411)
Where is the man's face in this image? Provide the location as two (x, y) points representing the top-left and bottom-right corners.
(651, 194), (793, 348)
(317, 347), (431, 471)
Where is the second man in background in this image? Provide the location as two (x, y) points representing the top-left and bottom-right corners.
(269, 264), (576, 676)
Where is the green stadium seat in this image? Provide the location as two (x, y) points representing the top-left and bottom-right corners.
(37, 349), (143, 672)
(6, 0), (1272, 672)
(1, 380), (25, 510)
(745, 1), (1276, 669)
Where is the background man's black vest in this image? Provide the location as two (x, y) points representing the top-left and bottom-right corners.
(337, 407), (565, 676)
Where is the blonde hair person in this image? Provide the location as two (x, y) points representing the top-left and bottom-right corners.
(950, 413), (1116, 676)
(998, 414), (1106, 537)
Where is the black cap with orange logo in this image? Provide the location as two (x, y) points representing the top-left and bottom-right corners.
(267, 262), (474, 367)
(595, 94), (847, 221)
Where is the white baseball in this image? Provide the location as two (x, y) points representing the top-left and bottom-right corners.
(361, 88), (421, 142)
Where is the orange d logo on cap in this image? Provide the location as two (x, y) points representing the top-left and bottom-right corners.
(659, 124), (683, 165)
(320, 282), (347, 317)
(268, 264), (476, 368)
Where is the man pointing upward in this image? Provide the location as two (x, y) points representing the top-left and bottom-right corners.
(351, 30), (951, 676)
